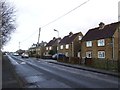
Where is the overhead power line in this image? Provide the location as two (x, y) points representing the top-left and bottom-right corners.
(20, 0), (90, 43)
(41, 0), (90, 28)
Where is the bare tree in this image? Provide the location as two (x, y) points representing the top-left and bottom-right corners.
(0, 0), (16, 48)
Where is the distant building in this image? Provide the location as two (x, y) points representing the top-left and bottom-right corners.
(45, 37), (61, 56)
(118, 1), (120, 21)
(58, 32), (83, 58)
(28, 41), (47, 58)
(36, 41), (47, 58)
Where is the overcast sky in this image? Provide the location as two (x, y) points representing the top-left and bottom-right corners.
(3, 0), (120, 52)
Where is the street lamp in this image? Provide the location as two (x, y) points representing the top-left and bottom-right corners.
(54, 29), (59, 60)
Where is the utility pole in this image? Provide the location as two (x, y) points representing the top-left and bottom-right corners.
(36, 28), (41, 59)
(19, 42), (20, 50)
(38, 28), (41, 44)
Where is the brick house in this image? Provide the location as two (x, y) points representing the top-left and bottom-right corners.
(36, 41), (47, 58)
(58, 32), (83, 58)
(45, 37), (61, 56)
(28, 44), (37, 57)
(81, 22), (120, 61)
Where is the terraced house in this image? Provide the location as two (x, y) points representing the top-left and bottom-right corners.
(81, 21), (120, 61)
(45, 37), (61, 56)
(58, 32), (83, 58)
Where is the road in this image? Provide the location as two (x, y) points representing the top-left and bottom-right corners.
(6, 54), (120, 88)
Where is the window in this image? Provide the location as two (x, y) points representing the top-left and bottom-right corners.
(78, 36), (82, 40)
(49, 46), (52, 50)
(86, 41), (92, 47)
(98, 51), (105, 58)
(78, 52), (80, 58)
(66, 44), (69, 49)
(86, 52), (92, 58)
(46, 47), (48, 50)
(44, 43), (47, 46)
(58, 40), (60, 43)
(98, 39), (105, 46)
(65, 52), (68, 57)
(60, 45), (63, 49)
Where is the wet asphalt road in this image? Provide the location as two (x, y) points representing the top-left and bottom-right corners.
(6, 55), (120, 88)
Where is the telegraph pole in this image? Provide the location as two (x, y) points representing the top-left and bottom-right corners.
(36, 28), (41, 59)
(19, 42), (20, 50)
(38, 28), (41, 44)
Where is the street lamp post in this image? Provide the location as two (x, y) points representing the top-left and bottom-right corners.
(54, 29), (59, 60)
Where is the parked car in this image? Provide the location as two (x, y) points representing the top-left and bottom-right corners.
(21, 53), (29, 58)
(13, 52), (19, 56)
(52, 53), (66, 60)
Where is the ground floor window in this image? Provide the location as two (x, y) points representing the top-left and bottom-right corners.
(78, 52), (80, 58)
(86, 51), (92, 58)
(98, 51), (105, 58)
(65, 52), (68, 57)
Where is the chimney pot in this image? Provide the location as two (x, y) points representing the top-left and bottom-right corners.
(99, 22), (105, 29)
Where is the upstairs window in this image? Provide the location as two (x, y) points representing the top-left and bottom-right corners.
(86, 41), (92, 47)
(49, 46), (52, 50)
(78, 36), (82, 40)
(60, 45), (63, 49)
(66, 44), (69, 49)
(46, 47), (48, 50)
(98, 39), (105, 46)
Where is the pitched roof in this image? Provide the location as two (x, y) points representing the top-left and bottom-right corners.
(59, 32), (82, 44)
(46, 38), (61, 47)
(82, 21), (120, 41)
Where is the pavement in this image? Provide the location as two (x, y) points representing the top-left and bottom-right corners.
(2, 55), (20, 88)
(43, 59), (120, 77)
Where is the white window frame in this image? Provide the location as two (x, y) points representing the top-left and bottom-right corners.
(98, 39), (105, 46)
(78, 36), (82, 40)
(86, 41), (92, 47)
(78, 52), (81, 58)
(49, 46), (52, 50)
(98, 51), (105, 58)
(66, 44), (69, 49)
(57, 46), (59, 50)
(65, 52), (68, 57)
(86, 51), (92, 58)
(60, 45), (63, 49)
(46, 47), (48, 50)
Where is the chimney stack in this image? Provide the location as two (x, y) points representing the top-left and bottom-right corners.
(99, 22), (105, 29)
(53, 37), (56, 40)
